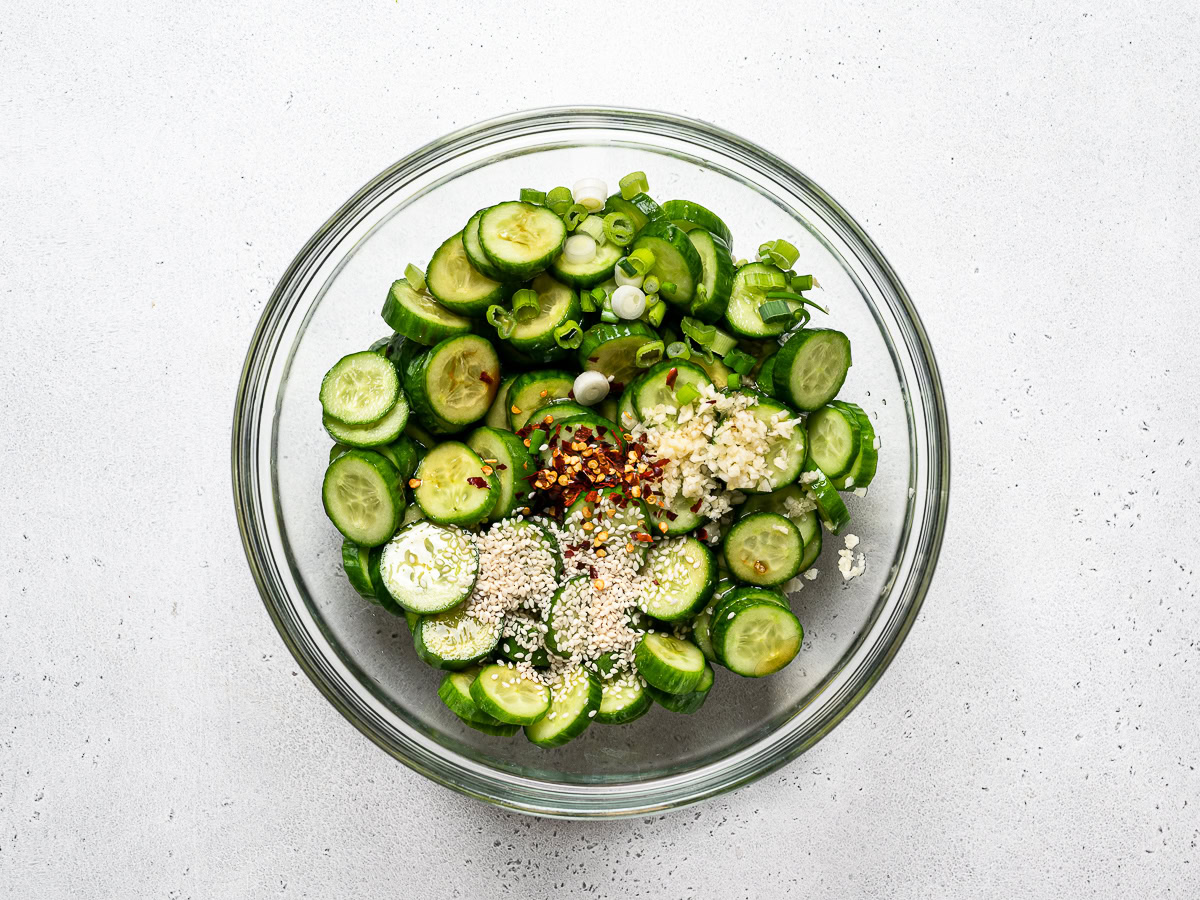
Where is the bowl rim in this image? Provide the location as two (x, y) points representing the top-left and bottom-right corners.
(232, 105), (951, 818)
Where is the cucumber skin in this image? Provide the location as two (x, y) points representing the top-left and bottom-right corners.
(709, 586), (787, 631)
(403, 335), (500, 434)
(373, 434), (422, 482)
(425, 232), (504, 314)
(479, 202), (567, 279)
(722, 512), (804, 587)
(507, 370), (576, 430)
(646, 664), (713, 714)
(524, 673), (602, 748)
(772, 328), (853, 412)
(653, 199), (734, 248)
(366, 544), (409, 618)
(829, 401), (879, 491)
(322, 450), (405, 547)
(596, 683), (652, 725)
(634, 634), (706, 694)
(465, 426), (537, 521)
(755, 352), (778, 397)
(462, 209), (508, 280)
(603, 192), (661, 232)
(803, 463), (852, 534)
(341, 540), (376, 600)
(711, 596), (803, 677)
(631, 221), (703, 307)
(381, 279), (473, 346)
(806, 405), (861, 479)
(686, 230), (735, 324)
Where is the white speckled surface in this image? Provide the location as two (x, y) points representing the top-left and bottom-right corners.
(3, 1), (1199, 895)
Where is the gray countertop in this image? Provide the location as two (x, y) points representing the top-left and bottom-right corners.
(3, 1), (1198, 896)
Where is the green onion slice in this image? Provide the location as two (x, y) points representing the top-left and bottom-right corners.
(486, 304), (515, 339)
(520, 188), (546, 205)
(635, 340), (665, 368)
(708, 328), (737, 357)
(680, 316), (716, 347)
(758, 239), (800, 269)
(666, 341), (691, 359)
(619, 171), (649, 200)
(554, 320), (583, 349)
(724, 348), (757, 375)
(757, 300), (796, 323)
(512, 288), (540, 322)
(675, 383), (700, 406)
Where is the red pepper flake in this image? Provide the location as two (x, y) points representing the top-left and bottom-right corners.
(588, 356), (600, 363)
(611, 382), (624, 393)
(479, 370), (494, 385)
(689, 499), (703, 513)
(661, 508), (678, 521)
(564, 549), (575, 558)
(496, 463), (508, 471)
(697, 528), (709, 541)
(587, 565), (598, 579)
(467, 477), (489, 489)
(665, 367), (678, 388)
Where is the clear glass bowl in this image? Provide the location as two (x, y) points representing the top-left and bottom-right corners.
(232, 107), (950, 817)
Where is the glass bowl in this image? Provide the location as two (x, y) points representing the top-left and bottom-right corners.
(232, 107), (950, 818)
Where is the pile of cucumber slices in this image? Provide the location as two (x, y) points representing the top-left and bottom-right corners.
(318, 172), (880, 746)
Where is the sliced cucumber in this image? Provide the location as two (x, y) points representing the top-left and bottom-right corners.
(631, 359), (712, 422)
(637, 536), (716, 621)
(322, 389), (409, 448)
(341, 539), (376, 600)
(509, 273), (581, 357)
(692, 353), (732, 389)
(631, 221), (702, 307)
(329, 443), (350, 463)
(469, 663), (551, 725)
(597, 394), (620, 422)
(377, 521), (479, 613)
(755, 351), (778, 397)
(413, 441), (499, 526)
(367, 544), (408, 617)
(498, 613), (551, 667)
(603, 192), (661, 233)
(551, 239), (624, 289)
(723, 262), (797, 339)
(425, 231), (504, 314)
(654, 199), (733, 247)
(466, 426), (536, 521)
(688, 232), (736, 323)
(544, 576), (588, 657)
(797, 509), (822, 572)
(381, 279), (473, 346)
(712, 589), (803, 677)
(462, 208), (507, 280)
(566, 487), (649, 562)
(404, 334), (501, 433)
(649, 488), (704, 537)
(373, 434), (422, 483)
(577, 321), (660, 393)
(322, 450), (405, 546)
(485, 374), (519, 430)
(597, 672), (652, 725)
(319, 351), (400, 426)
(772, 328), (853, 411)
(829, 401), (878, 491)
(414, 606), (501, 671)
(536, 413), (623, 470)
(646, 663), (713, 714)
(723, 512), (804, 587)
(464, 718), (521, 736)
(437, 666), (510, 729)
(507, 370), (575, 431)
(635, 633), (706, 694)
(479, 201), (567, 278)
(739, 483), (816, 522)
(524, 670), (602, 747)
(404, 421), (437, 451)
(616, 387), (638, 430)
(806, 404), (861, 479)
(804, 463), (851, 534)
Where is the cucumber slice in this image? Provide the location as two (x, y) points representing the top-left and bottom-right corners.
(638, 537), (717, 621)
(526, 518), (565, 581)
(543, 576), (588, 656)
(712, 590), (803, 677)
(319, 351), (399, 426)
(322, 450), (405, 546)
(414, 606), (501, 671)
(550, 239), (624, 289)
(603, 192), (661, 233)
(577, 322), (660, 393)
(616, 387), (638, 430)
(691, 353), (732, 390)
(404, 334), (501, 433)
(377, 521), (479, 613)
(367, 544), (408, 617)
(690, 234), (736, 321)
(485, 374), (519, 430)
(723, 262), (797, 339)
(829, 401), (878, 491)
(654, 199), (734, 247)
(462, 208), (507, 280)
(373, 434), (422, 483)
(739, 483), (816, 522)
(479, 201), (567, 278)
(649, 488), (704, 537)
(469, 663), (551, 725)
(507, 370), (575, 431)
(723, 512), (804, 587)
(806, 404), (861, 479)
(329, 443), (350, 463)
(543, 399), (592, 421)
(635, 633), (706, 694)
(565, 487), (649, 557)
(646, 663), (713, 714)
(413, 441), (499, 526)
(509, 273), (582, 358)
(438, 666), (491, 721)
(381, 279), (473, 346)
(597, 672), (652, 725)
(464, 718), (521, 736)
(804, 463), (851, 534)
(597, 394), (619, 422)
(404, 421), (437, 451)
(425, 231), (505, 314)
(732, 393), (808, 492)
(465, 426), (536, 521)
(341, 539), (376, 600)
(322, 389), (409, 448)
(772, 328), (853, 411)
(524, 670), (602, 747)
(631, 359), (712, 422)
(797, 510), (822, 572)
(498, 613), (551, 667)
(631, 221), (702, 307)
(755, 351), (778, 397)
(536, 413), (623, 471)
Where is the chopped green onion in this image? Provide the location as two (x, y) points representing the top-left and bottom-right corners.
(642, 274), (661, 295)
(724, 348), (757, 376)
(512, 288), (540, 322)
(745, 271), (787, 289)
(708, 328), (737, 357)
(680, 316), (716, 347)
(726, 372), (741, 388)
(546, 186), (572, 214)
(577, 216), (605, 243)
(698, 346), (715, 364)
(766, 290), (829, 315)
(580, 293), (597, 313)
(619, 171), (649, 200)
(734, 258), (748, 267)
(660, 281), (677, 294)
(666, 340), (691, 359)
(564, 204), (589, 231)
(757, 300), (796, 323)
(554, 320), (583, 349)
(600, 308), (619, 324)
(617, 256), (637, 276)
(486, 304), (515, 339)
(603, 212), (635, 246)
(647, 303), (667, 327)
(789, 274), (813, 292)
(645, 292), (661, 307)
(635, 340), (665, 368)
(591, 286), (607, 301)
(404, 263), (426, 293)
(520, 188), (546, 205)
(757, 239), (800, 269)
(675, 383), (700, 406)
(627, 247), (656, 275)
